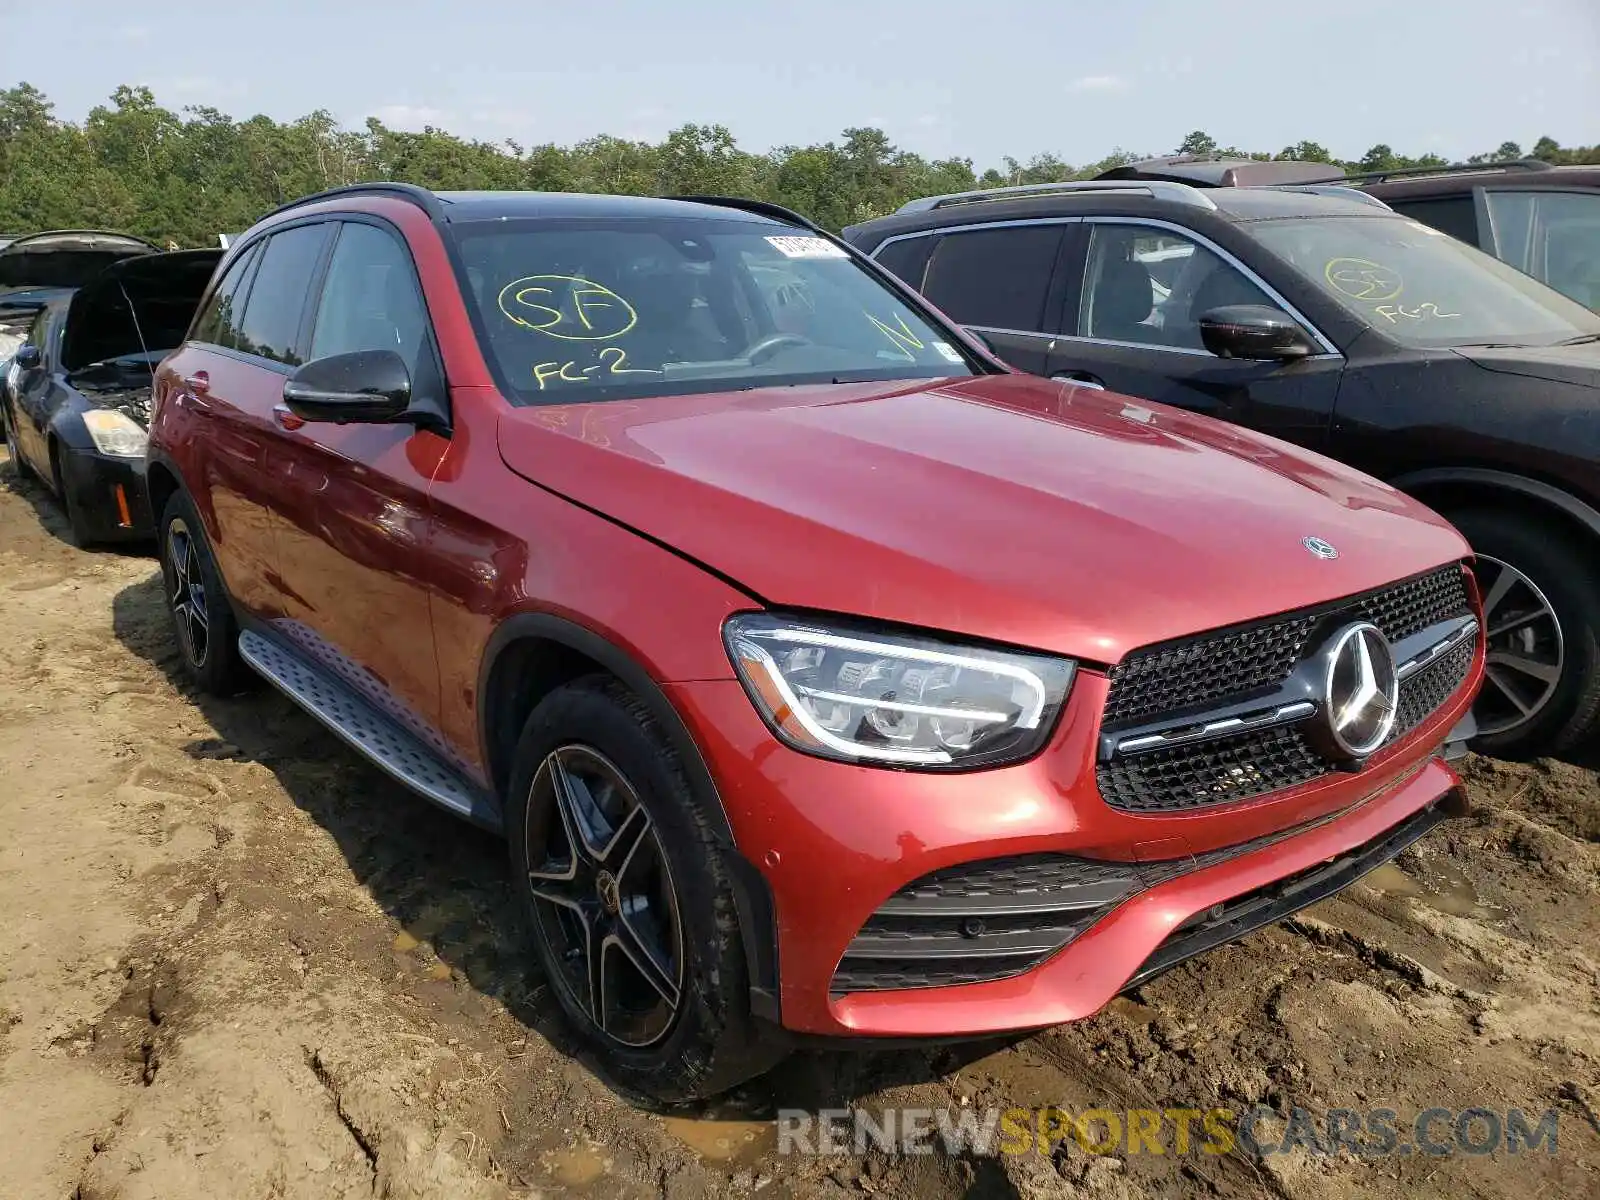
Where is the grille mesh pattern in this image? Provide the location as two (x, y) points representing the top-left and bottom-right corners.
(1103, 566), (1470, 725)
(892, 855), (1134, 900)
(1098, 723), (1329, 813)
(832, 956), (1050, 992)
(1396, 639), (1476, 737)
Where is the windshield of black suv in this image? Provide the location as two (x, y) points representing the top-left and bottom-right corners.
(1250, 214), (1600, 349)
(450, 217), (978, 403)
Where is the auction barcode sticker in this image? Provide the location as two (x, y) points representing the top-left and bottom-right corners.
(766, 236), (848, 259)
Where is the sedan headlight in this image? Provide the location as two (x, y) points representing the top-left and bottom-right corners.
(81, 410), (148, 457)
(724, 613), (1075, 770)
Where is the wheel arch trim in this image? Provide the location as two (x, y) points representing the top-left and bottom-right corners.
(476, 610), (783, 1022)
(1392, 467), (1600, 541)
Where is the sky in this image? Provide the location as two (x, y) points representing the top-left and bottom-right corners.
(1, 0), (1597, 168)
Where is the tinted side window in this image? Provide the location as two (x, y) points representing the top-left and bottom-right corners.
(1390, 196), (1479, 245)
(872, 236), (935, 290)
(236, 224), (332, 365)
(309, 223), (431, 375)
(192, 241), (260, 348)
(1079, 224), (1281, 350)
(921, 225), (1063, 331)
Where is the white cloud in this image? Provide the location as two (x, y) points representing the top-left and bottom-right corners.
(915, 113), (940, 128)
(1069, 74), (1129, 93)
(368, 104), (450, 130)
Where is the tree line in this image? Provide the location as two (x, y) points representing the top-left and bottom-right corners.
(2, 83), (1596, 248)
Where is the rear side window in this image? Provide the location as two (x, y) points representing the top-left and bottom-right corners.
(236, 224), (332, 365)
(920, 225), (1064, 332)
(191, 241), (260, 349)
(1389, 197), (1479, 245)
(871, 236), (935, 289)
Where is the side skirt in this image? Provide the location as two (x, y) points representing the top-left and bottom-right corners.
(238, 628), (503, 833)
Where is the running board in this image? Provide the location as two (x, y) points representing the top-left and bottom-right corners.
(237, 629), (502, 833)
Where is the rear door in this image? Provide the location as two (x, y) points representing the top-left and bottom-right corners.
(887, 221), (1076, 376)
(162, 229), (332, 619)
(261, 218), (450, 749)
(1043, 219), (1345, 450)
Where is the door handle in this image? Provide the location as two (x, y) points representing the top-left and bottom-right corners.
(1051, 371), (1106, 390)
(273, 403), (306, 431)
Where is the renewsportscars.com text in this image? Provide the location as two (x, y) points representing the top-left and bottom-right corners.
(776, 1105), (1562, 1159)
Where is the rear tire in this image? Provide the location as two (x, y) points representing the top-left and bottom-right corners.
(507, 674), (785, 1102)
(1448, 507), (1600, 759)
(158, 490), (254, 696)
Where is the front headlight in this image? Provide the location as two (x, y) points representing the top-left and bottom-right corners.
(82, 410), (148, 457)
(723, 613), (1075, 770)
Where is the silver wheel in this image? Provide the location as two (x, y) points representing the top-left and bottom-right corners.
(524, 744), (685, 1049)
(1473, 553), (1564, 737)
(165, 517), (211, 669)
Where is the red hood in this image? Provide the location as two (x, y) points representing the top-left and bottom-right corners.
(495, 374), (1469, 663)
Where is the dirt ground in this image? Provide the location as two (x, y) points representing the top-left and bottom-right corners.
(2, 457), (1598, 1200)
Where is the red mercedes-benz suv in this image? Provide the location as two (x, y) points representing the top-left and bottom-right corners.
(145, 184), (1483, 1101)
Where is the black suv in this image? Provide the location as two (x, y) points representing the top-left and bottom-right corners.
(1101, 156), (1600, 311)
(841, 179), (1600, 759)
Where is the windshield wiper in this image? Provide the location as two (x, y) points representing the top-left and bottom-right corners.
(1554, 332), (1600, 347)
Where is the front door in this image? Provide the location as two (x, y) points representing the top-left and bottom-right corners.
(257, 218), (449, 748)
(10, 307), (58, 474)
(1044, 221), (1344, 452)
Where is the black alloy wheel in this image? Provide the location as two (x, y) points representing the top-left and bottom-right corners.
(166, 515), (212, 670)
(524, 743), (685, 1048)
(157, 490), (253, 696)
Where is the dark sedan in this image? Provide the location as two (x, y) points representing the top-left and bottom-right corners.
(2, 248), (221, 545)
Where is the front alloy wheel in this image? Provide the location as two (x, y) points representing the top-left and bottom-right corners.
(507, 676), (786, 1101)
(1473, 553), (1563, 737)
(525, 744), (685, 1048)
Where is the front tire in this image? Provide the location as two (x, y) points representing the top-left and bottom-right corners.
(158, 490), (253, 696)
(2, 402), (33, 483)
(1449, 508), (1600, 759)
(49, 442), (94, 548)
(507, 675), (784, 1102)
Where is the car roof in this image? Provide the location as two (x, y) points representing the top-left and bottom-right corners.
(1358, 162), (1600, 198)
(431, 191), (787, 224)
(844, 183), (1391, 243)
(251, 183), (809, 233)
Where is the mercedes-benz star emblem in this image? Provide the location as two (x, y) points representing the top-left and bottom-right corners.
(1321, 622), (1399, 759)
(1303, 536), (1339, 560)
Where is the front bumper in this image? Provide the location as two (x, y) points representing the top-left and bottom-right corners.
(668, 658), (1478, 1039)
(58, 445), (153, 542)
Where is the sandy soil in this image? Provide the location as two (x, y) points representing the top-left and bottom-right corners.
(2, 455), (1598, 1200)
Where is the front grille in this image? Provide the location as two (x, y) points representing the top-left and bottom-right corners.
(1396, 638), (1476, 737)
(1097, 723), (1328, 814)
(1097, 565), (1474, 813)
(1103, 565), (1470, 725)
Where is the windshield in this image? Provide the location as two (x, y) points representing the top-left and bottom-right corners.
(451, 217), (976, 404)
(1250, 214), (1600, 348)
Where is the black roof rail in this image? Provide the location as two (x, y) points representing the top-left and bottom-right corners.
(667, 195), (825, 234)
(1344, 159), (1557, 185)
(257, 182), (447, 225)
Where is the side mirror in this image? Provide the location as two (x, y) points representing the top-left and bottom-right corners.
(1198, 305), (1317, 361)
(14, 344), (41, 371)
(282, 350), (411, 424)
